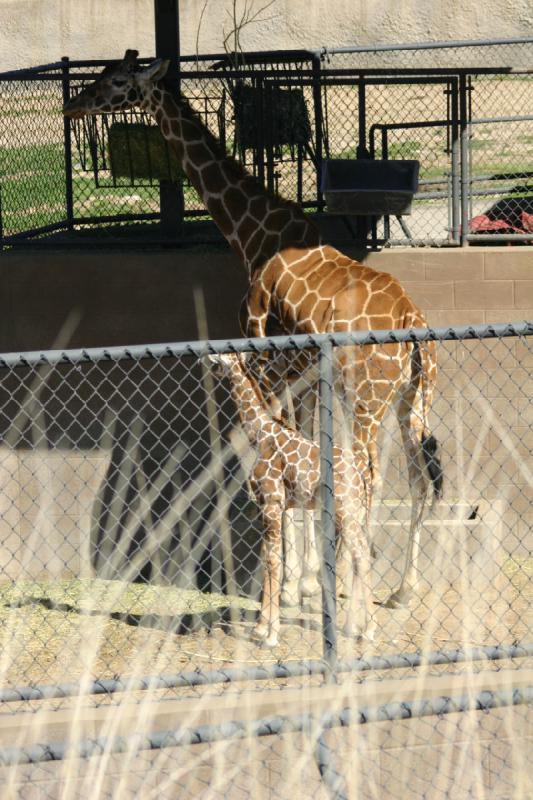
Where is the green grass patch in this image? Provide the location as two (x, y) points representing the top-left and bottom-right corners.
(502, 556), (533, 578)
(0, 138), (204, 235)
(0, 577), (259, 617)
(469, 139), (498, 150)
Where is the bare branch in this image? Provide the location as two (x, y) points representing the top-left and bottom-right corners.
(222, 0), (280, 66)
(195, 0), (212, 70)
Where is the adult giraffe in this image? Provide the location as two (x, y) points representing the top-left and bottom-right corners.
(64, 50), (443, 609)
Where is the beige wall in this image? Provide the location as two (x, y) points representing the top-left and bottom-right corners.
(1, 246), (532, 353)
(0, 245), (532, 583)
(365, 247), (533, 328)
(1, 0), (532, 72)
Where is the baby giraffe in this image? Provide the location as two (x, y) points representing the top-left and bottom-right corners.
(208, 352), (374, 648)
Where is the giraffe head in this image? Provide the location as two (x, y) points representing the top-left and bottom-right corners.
(206, 353), (244, 376)
(63, 49), (170, 119)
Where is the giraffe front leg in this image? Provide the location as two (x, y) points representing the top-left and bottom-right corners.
(254, 503), (283, 648)
(352, 542), (376, 642)
(335, 511), (356, 636)
(281, 508), (301, 608)
(300, 509), (322, 611)
(337, 512), (375, 641)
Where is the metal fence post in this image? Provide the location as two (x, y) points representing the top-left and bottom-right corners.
(318, 340), (337, 671)
(450, 77), (461, 243)
(311, 53), (325, 211)
(0, 187), (4, 251)
(61, 56), (75, 232)
(459, 72), (470, 246)
(154, 0), (184, 239)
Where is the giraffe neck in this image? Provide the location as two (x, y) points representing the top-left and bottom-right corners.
(223, 360), (276, 443)
(144, 81), (321, 275)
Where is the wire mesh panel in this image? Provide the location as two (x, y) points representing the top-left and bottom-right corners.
(0, 326), (530, 686)
(0, 324), (530, 796)
(1, 40), (532, 248)
(467, 74), (533, 242)
(0, 73), (68, 240)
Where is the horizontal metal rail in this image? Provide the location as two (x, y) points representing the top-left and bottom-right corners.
(0, 321), (532, 369)
(323, 36), (533, 56)
(0, 643), (530, 705)
(0, 687), (529, 767)
(467, 233), (533, 241)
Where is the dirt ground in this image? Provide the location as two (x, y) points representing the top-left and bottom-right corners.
(0, 553), (530, 701)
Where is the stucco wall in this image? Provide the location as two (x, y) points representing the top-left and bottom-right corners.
(1, 0), (532, 72)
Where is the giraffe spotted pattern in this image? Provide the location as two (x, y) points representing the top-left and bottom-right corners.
(64, 50), (443, 611)
(208, 353), (373, 648)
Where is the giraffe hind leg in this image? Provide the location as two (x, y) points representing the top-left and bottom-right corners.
(281, 507), (301, 608)
(254, 504), (283, 647)
(381, 393), (442, 609)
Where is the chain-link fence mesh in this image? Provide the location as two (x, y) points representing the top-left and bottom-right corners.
(1, 39), (531, 248)
(0, 324), (530, 796)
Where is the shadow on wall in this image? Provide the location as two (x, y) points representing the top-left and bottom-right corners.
(0, 358), (263, 599)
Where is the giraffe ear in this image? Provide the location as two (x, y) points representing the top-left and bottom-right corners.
(140, 58), (170, 81)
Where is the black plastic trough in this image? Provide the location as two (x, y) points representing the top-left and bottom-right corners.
(321, 159), (420, 216)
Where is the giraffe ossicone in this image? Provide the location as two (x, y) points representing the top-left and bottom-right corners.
(64, 50), (443, 613)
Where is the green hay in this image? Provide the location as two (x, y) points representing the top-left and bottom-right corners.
(502, 556), (533, 588)
(0, 578), (259, 618)
(107, 123), (184, 182)
(233, 85), (312, 150)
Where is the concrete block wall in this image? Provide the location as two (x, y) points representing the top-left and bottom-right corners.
(0, 246), (531, 580)
(363, 248), (533, 562)
(363, 247), (533, 327)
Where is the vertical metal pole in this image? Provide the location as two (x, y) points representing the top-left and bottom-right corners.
(318, 340), (337, 672)
(0, 187), (4, 251)
(382, 127), (390, 242)
(459, 73), (470, 247)
(255, 75), (266, 188)
(450, 77), (460, 243)
(356, 76), (370, 243)
(154, 0), (183, 239)
(61, 57), (75, 232)
(356, 76), (367, 158)
(311, 53), (324, 211)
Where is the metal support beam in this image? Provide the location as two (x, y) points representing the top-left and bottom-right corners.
(154, 0), (184, 238)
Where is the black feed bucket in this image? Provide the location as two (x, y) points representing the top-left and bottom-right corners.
(321, 159), (420, 215)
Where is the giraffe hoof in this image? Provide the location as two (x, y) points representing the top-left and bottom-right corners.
(299, 575), (321, 598)
(252, 624), (279, 648)
(252, 623), (269, 642)
(281, 589), (300, 609)
(262, 634), (279, 649)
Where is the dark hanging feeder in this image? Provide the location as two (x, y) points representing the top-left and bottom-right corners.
(107, 122), (184, 183)
(321, 159), (420, 215)
(233, 83), (312, 150)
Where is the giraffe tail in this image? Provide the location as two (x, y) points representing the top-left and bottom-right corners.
(414, 339), (444, 502)
(421, 432), (443, 500)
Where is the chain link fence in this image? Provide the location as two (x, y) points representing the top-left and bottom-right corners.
(1, 38), (531, 249)
(0, 323), (530, 796)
